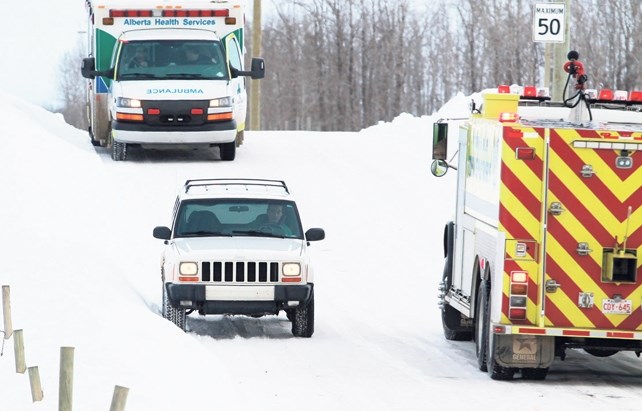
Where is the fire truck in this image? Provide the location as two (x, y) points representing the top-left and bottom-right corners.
(432, 52), (642, 380)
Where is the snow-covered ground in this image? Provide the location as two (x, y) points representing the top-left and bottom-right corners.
(2, 93), (642, 410)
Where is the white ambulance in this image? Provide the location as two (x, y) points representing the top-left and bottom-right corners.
(80, 0), (264, 161)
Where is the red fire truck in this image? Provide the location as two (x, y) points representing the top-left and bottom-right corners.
(432, 53), (642, 380)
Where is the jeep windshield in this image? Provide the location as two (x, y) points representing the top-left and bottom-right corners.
(116, 40), (228, 81)
(173, 199), (304, 239)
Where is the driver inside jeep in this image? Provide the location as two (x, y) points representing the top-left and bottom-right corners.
(253, 204), (293, 235)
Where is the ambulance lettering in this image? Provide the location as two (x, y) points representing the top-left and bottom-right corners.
(146, 89), (205, 95)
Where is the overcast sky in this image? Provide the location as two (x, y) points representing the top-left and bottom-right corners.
(0, 1), (85, 108)
(0, 0), (428, 108)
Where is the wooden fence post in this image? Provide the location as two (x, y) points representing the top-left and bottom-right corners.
(13, 329), (26, 373)
(2, 285), (12, 339)
(109, 385), (129, 411)
(28, 366), (44, 402)
(59, 346), (74, 411)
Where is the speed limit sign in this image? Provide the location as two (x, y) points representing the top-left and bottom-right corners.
(533, 3), (565, 43)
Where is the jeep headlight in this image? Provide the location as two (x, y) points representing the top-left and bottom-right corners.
(282, 263), (301, 276)
(116, 97), (142, 108)
(209, 96), (232, 107)
(179, 262), (198, 275)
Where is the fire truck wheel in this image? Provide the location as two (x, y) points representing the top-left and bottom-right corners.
(521, 367), (549, 380)
(475, 281), (489, 372)
(442, 304), (472, 341)
(483, 281), (515, 380)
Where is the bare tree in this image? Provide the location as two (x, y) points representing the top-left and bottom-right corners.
(56, 38), (88, 130)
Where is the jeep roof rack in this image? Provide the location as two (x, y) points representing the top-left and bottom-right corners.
(183, 178), (290, 194)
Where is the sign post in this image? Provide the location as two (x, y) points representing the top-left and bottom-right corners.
(533, 1), (570, 102)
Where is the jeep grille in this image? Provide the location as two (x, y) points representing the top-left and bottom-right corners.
(201, 261), (279, 283)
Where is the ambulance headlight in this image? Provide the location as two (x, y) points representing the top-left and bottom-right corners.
(209, 96), (232, 107)
(116, 97), (142, 108)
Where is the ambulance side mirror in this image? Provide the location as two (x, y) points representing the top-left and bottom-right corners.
(230, 58), (265, 80)
(249, 57), (265, 79)
(81, 57), (114, 80)
(81, 57), (96, 79)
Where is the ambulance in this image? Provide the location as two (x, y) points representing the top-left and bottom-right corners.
(80, 0), (264, 161)
(432, 53), (642, 379)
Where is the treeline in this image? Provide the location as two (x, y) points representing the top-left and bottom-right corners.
(57, 0), (642, 132)
(256, 0), (642, 131)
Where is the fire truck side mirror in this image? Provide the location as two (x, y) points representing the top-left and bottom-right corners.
(431, 160), (449, 177)
(432, 121), (448, 160)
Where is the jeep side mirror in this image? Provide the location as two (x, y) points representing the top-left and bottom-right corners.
(305, 228), (325, 242)
(153, 226), (171, 240)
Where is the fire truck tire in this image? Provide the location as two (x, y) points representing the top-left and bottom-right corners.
(163, 287), (187, 332)
(482, 281), (516, 381)
(475, 281), (489, 372)
(483, 281), (515, 380)
(521, 367), (549, 380)
(442, 304), (472, 341)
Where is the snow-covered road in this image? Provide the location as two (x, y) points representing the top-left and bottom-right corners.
(2, 96), (642, 410)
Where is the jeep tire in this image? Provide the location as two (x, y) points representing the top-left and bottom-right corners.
(163, 287), (186, 332)
(292, 291), (314, 338)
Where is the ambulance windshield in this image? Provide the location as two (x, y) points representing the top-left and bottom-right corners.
(116, 40), (228, 81)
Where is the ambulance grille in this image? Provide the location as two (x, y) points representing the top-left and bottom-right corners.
(201, 261), (279, 283)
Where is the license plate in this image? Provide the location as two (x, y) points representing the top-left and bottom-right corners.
(601, 299), (632, 315)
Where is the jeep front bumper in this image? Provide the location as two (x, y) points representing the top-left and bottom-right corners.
(165, 283), (313, 315)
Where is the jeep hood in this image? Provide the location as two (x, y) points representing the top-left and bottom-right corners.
(172, 237), (304, 260)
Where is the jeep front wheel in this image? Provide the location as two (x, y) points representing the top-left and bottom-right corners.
(292, 291), (314, 338)
(163, 287), (186, 332)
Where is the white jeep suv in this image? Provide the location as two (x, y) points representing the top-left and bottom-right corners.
(152, 178), (325, 337)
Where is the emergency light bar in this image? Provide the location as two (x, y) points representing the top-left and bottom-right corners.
(497, 84), (550, 102)
(110, 9), (153, 17)
(162, 9), (229, 17)
(108, 9), (229, 18)
(584, 88), (642, 106)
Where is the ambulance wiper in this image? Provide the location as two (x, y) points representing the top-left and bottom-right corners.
(165, 73), (204, 79)
(119, 73), (158, 79)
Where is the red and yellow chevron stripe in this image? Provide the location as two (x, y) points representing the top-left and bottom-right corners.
(498, 124), (642, 333)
